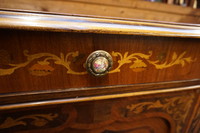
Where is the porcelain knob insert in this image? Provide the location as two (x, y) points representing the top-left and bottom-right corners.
(86, 50), (113, 76)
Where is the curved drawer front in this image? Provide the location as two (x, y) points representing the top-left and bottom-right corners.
(0, 30), (200, 93)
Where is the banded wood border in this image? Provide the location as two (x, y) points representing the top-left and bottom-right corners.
(0, 10), (200, 38)
(0, 83), (199, 111)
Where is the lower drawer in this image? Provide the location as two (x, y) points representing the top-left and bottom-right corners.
(0, 88), (199, 133)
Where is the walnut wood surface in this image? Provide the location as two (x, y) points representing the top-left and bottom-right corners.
(0, 82), (199, 111)
(0, 8), (199, 133)
(188, 94), (200, 133)
(0, 79), (199, 105)
(0, 89), (198, 133)
(0, 30), (199, 93)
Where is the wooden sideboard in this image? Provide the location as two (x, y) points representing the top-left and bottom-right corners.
(0, 9), (199, 133)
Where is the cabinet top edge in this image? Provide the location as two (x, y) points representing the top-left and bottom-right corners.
(0, 9), (200, 38)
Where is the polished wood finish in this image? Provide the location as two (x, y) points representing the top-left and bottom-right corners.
(0, 79), (199, 105)
(187, 94), (200, 132)
(0, 81), (199, 110)
(0, 10), (200, 38)
(0, 0), (200, 24)
(0, 29), (199, 93)
(0, 89), (199, 133)
(0, 8), (199, 133)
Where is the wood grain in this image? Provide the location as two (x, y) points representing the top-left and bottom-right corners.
(0, 90), (197, 133)
(0, 7), (199, 133)
(0, 79), (199, 105)
(187, 94), (200, 133)
(0, 30), (199, 93)
(0, 0), (200, 24)
(0, 83), (199, 111)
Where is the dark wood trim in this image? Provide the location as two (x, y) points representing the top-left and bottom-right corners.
(0, 84), (199, 111)
(0, 79), (199, 110)
(1, 79), (199, 105)
(0, 10), (200, 38)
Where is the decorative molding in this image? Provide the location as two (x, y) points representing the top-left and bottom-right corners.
(0, 113), (58, 129)
(0, 50), (195, 76)
(126, 94), (195, 133)
(1, 10), (200, 38)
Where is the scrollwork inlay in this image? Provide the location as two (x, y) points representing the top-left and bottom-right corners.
(0, 113), (58, 129)
(126, 94), (195, 133)
(0, 50), (195, 76)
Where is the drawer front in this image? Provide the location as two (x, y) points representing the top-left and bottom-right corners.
(0, 30), (200, 93)
(0, 89), (199, 133)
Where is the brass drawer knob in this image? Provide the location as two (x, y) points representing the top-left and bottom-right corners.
(86, 50), (113, 76)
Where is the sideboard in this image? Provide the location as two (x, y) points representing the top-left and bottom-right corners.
(0, 9), (199, 133)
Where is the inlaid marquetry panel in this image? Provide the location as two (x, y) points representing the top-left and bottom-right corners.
(0, 50), (195, 76)
(0, 90), (197, 133)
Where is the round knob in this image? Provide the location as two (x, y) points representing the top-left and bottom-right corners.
(86, 50), (113, 76)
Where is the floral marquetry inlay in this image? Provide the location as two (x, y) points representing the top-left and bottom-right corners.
(0, 50), (195, 76)
(126, 94), (195, 133)
(0, 113), (58, 129)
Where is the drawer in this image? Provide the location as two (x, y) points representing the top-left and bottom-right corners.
(0, 30), (200, 94)
(0, 11), (200, 94)
(0, 88), (199, 133)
